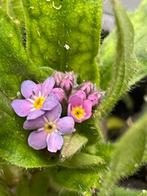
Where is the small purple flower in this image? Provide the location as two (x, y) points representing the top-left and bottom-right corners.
(88, 91), (104, 106)
(68, 93), (92, 123)
(23, 104), (75, 153)
(11, 77), (59, 120)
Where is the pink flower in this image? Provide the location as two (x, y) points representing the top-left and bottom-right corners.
(11, 77), (59, 120)
(68, 92), (92, 123)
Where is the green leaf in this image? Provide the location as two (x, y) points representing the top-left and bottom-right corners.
(48, 167), (102, 195)
(29, 172), (49, 196)
(60, 133), (88, 161)
(60, 152), (105, 169)
(16, 175), (30, 196)
(22, 0), (102, 85)
(100, 0), (147, 91)
(99, 113), (147, 196)
(0, 182), (12, 196)
(130, 0), (147, 85)
(0, 10), (53, 98)
(6, 0), (24, 21)
(98, 0), (135, 118)
(113, 187), (145, 196)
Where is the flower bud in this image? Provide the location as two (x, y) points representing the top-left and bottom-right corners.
(80, 82), (94, 95)
(51, 88), (66, 102)
(60, 72), (75, 91)
(88, 91), (103, 106)
(53, 71), (64, 86)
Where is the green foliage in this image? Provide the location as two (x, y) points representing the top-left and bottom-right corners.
(0, 183), (12, 196)
(99, 113), (147, 196)
(100, 0), (147, 92)
(48, 167), (102, 195)
(60, 152), (105, 169)
(22, 0), (102, 85)
(113, 187), (145, 196)
(98, 0), (135, 118)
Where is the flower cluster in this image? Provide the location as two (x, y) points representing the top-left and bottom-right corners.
(11, 72), (103, 153)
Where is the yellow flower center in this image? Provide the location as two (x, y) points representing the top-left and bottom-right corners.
(71, 106), (86, 120)
(44, 122), (56, 133)
(34, 97), (45, 109)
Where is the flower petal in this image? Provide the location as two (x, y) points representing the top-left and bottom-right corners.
(32, 84), (42, 96)
(27, 110), (45, 120)
(83, 100), (92, 119)
(23, 116), (45, 130)
(46, 131), (63, 153)
(68, 94), (83, 107)
(57, 117), (75, 134)
(73, 90), (86, 100)
(21, 80), (37, 98)
(41, 77), (55, 96)
(28, 130), (47, 150)
(11, 99), (32, 117)
(45, 104), (62, 122)
(42, 95), (59, 111)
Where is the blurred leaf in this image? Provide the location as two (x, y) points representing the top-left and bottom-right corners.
(22, 0), (102, 85)
(30, 172), (49, 196)
(60, 133), (88, 161)
(98, 0), (135, 117)
(49, 167), (102, 195)
(16, 175), (30, 196)
(99, 113), (147, 196)
(106, 116), (125, 130)
(130, 0), (147, 85)
(6, 0), (24, 21)
(0, 182), (12, 196)
(100, 0), (147, 91)
(113, 187), (145, 196)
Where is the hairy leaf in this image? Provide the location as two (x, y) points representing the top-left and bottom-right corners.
(49, 167), (102, 195)
(98, 0), (135, 118)
(22, 0), (102, 85)
(60, 152), (105, 169)
(113, 187), (145, 196)
(0, 10), (52, 98)
(60, 134), (88, 161)
(100, 0), (147, 91)
(99, 113), (147, 196)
